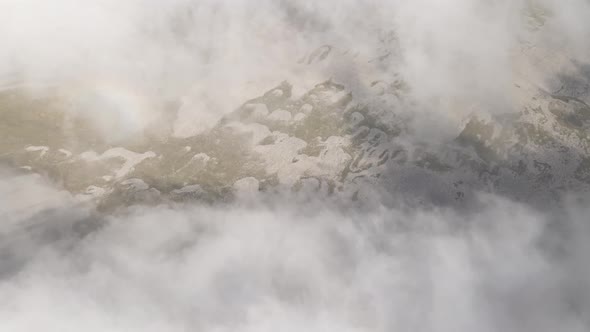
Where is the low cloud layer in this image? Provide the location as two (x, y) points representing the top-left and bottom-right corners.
(1, 0), (590, 138)
(1, 171), (589, 331)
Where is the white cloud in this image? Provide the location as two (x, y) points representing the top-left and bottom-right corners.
(0, 171), (589, 331)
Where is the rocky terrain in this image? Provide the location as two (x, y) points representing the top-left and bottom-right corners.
(2, 57), (590, 211)
(3, 3), (589, 212)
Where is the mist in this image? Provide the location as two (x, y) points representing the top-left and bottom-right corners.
(1, 0), (590, 331)
(0, 170), (589, 332)
(2, 0), (589, 138)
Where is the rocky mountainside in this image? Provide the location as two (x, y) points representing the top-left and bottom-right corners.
(2, 60), (590, 211)
(4, 3), (590, 210)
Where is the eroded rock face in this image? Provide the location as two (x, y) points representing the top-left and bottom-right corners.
(2, 73), (590, 210)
